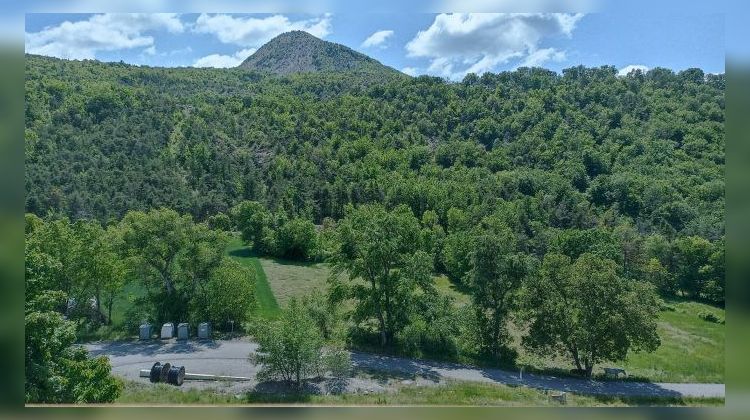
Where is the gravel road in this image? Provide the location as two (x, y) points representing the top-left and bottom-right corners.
(84, 339), (724, 399)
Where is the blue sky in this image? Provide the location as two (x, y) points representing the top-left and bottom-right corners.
(25, 12), (724, 79)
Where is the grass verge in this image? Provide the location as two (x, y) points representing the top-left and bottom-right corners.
(226, 237), (280, 319)
(116, 380), (723, 407)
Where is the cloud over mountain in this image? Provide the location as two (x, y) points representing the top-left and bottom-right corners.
(405, 13), (582, 79)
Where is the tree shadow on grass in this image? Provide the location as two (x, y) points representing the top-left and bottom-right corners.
(228, 247), (254, 258)
(244, 379), (324, 403)
(228, 246), (322, 268)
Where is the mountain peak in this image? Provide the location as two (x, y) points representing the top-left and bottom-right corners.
(238, 31), (400, 76)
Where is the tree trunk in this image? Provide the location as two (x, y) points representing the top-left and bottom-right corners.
(585, 363), (594, 378)
(571, 347), (583, 372)
(378, 311), (387, 347)
(371, 277), (387, 347)
(95, 289), (103, 324)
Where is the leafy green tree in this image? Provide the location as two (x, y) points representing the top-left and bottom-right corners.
(441, 231), (475, 284)
(207, 212), (232, 231)
(420, 210), (445, 271)
(252, 298), (326, 388)
(703, 237), (725, 302)
(396, 294), (459, 359)
(73, 222), (126, 325)
(120, 208), (228, 324)
(25, 242), (121, 403)
(642, 257), (676, 296)
(522, 253), (661, 377)
(274, 217), (318, 260)
(672, 236), (713, 299)
(192, 258), (255, 327)
(231, 201), (273, 252)
(329, 204), (431, 347)
(302, 290), (344, 342)
(468, 227), (529, 361)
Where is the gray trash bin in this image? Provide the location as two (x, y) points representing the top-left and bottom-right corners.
(161, 322), (175, 339)
(177, 323), (189, 340)
(198, 322), (211, 339)
(139, 323), (152, 340)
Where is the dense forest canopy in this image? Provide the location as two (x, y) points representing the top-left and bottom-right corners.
(25, 54), (725, 304)
(24, 52), (726, 402)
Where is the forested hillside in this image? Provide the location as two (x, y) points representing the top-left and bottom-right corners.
(24, 54), (724, 303)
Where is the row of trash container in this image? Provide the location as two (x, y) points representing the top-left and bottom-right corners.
(139, 322), (212, 340)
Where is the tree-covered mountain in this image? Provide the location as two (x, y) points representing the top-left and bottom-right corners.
(238, 30), (403, 77)
(24, 50), (726, 400)
(25, 54), (724, 239)
(25, 54), (725, 303)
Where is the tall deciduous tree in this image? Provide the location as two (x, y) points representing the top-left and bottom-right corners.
(25, 229), (121, 403)
(120, 208), (228, 324)
(231, 201), (273, 252)
(522, 253), (661, 376)
(192, 258), (255, 327)
(468, 226), (529, 360)
(329, 204), (431, 347)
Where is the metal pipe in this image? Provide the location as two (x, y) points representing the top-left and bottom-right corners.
(139, 369), (252, 381)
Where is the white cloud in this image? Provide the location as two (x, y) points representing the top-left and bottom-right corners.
(193, 48), (257, 68)
(435, 0), (600, 13)
(517, 47), (566, 68)
(25, 13), (184, 60)
(401, 66), (420, 76)
(405, 13), (582, 79)
(143, 46), (157, 55)
(361, 30), (394, 48)
(617, 64), (649, 76)
(193, 13), (332, 48)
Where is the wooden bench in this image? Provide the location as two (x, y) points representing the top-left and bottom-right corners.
(603, 367), (627, 378)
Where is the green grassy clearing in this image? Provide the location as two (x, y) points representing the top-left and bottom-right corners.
(245, 255), (725, 383)
(435, 273), (724, 383)
(257, 257), (332, 306)
(115, 379), (722, 406)
(433, 274), (471, 306)
(226, 237), (280, 319)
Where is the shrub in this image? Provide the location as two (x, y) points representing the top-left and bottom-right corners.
(274, 218), (318, 261)
(698, 311), (723, 324)
(396, 295), (460, 359)
(252, 299), (325, 388)
(191, 258), (255, 329)
(207, 213), (231, 231)
(659, 303), (676, 312)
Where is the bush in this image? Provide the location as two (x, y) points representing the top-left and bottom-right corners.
(122, 298), (153, 335)
(396, 295), (460, 359)
(207, 213), (231, 231)
(191, 258), (255, 328)
(274, 218), (318, 261)
(659, 303), (676, 312)
(252, 299), (325, 388)
(698, 311), (723, 324)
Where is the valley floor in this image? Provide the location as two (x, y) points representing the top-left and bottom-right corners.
(85, 338), (724, 405)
